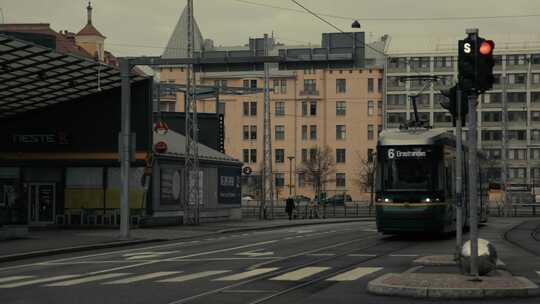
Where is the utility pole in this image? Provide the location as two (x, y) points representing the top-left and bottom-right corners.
(502, 74), (509, 216)
(119, 58), (131, 239)
(288, 156), (295, 197)
(184, 0), (200, 225)
(261, 33), (274, 220)
(455, 87), (464, 259)
(466, 28), (480, 279)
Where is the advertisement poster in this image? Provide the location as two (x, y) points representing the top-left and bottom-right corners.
(218, 167), (241, 205)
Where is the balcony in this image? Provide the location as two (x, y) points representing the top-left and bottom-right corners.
(300, 90), (319, 96)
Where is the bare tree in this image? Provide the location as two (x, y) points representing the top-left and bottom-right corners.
(354, 153), (377, 215)
(297, 145), (336, 203)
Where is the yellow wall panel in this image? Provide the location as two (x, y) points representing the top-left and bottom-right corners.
(65, 189), (105, 209)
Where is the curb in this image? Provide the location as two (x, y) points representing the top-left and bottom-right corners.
(216, 218), (373, 233)
(367, 273), (540, 299)
(0, 238), (165, 263)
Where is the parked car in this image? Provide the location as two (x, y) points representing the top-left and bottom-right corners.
(321, 194), (352, 206)
(292, 195), (311, 206)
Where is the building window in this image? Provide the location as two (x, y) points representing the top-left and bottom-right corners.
(368, 78), (374, 92)
(368, 148), (374, 162)
(388, 113), (406, 124)
(507, 130), (527, 141)
(214, 80), (227, 87)
(434, 56), (453, 68)
(336, 125), (346, 140)
(243, 149), (249, 163)
(410, 57), (430, 68)
(273, 79), (287, 94)
(508, 73), (527, 85)
(368, 100), (374, 116)
(508, 111), (526, 122)
(508, 149), (527, 160)
(244, 101), (257, 116)
(531, 149), (540, 160)
(509, 168), (526, 179)
(482, 130), (502, 141)
(387, 94), (406, 105)
(389, 57), (407, 69)
(301, 149), (308, 162)
(532, 111), (540, 121)
(532, 129), (540, 141)
(280, 79), (287, 94)
(310, 101), (317, 115)
(275, 101), (285, 116)
(482, 111), (502, 122)
(250, 125), (257, 140)
(368, 125), (374, 140)
(275, 173), (285, 187)
(243, 125), (250, 140)
(377, 78), (383, 93)
(275, 149), (285, 163)
(298, 173), (305, 187)
(302, 125), (308, 140)
(275, 125), (285, 140)
(533, 92), (540, 103)
(336, 173), (346, 187)
(336, 101), (346, 116)
(303, 79), (316, 94)
(310, 148), (317, 161)
(243, 149), (257, 163)
(485, 149), (501, 160)
(336, 79), (346, 93)
(336, 149), (346, 163)
(302, 101), (308, 116)
(435, 112), (453, 123)
(508, 92), (526, 103)
(532, 73), (540, 84)
(377, 100), (383, 115)
(310, 125), (317, 140)
(506, 55), (527, 66)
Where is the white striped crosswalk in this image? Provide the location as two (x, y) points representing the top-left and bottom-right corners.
(270, 267), (330, 281)
(0, 266), (387, 288)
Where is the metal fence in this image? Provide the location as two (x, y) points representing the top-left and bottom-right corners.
(241, 201), (375, 219)
(489, 204), (540, 217)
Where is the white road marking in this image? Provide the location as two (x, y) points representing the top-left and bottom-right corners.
(236, 249), (274, 257)
(173, 257), (280, 261)
(0, 275), (80, 288)
(536, 271), (540, 276)
(46, 273), (130, 287)
(214, 268), (279, 281)
(389, 254), (419, 257)
(87, 261), (158, 275)
(306, 253), (336, 257)
(221, 289), (273, 293)
(0, 275), (35, 283)
(348, 254), (377, 257)
(270, 267), (330, 281)
(159, 270), (230, 282)
(123, 251), (179, 257)
(103, 271), (181, 284)
(164, 240), (278, 261)
(326, 267), (382, 281)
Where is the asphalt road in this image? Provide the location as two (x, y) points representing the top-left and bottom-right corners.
(1, 220), (539, 304)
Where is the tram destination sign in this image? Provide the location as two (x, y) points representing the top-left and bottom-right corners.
(387, 148), (428, 160)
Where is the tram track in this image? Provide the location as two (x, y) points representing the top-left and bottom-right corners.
(502, 221), (540, 257)
(168, 233), (417, 304)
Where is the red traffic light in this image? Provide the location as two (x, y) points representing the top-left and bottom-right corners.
(479, 40), (494, 55)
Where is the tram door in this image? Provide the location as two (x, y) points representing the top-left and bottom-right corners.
(27, 183), (55, 225)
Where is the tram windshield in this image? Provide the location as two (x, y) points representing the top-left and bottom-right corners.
(381, 146), (436, 191)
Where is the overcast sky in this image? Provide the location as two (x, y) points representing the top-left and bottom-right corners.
(2, 0), (540, 56)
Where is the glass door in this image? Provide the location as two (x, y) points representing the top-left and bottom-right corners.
(27, 183), (55, 224)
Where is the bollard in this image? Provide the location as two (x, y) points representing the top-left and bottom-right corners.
(460, 238), (498, 276)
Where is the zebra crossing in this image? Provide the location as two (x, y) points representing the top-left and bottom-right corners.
(0, 266), (383, 289)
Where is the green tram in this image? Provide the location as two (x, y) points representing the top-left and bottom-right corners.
(375, 128), (488, 234)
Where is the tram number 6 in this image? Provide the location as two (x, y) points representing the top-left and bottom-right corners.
(387, 148), (395, 159)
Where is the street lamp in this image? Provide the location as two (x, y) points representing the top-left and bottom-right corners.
(288, 156), (295, 197)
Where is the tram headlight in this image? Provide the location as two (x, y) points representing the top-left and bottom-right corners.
(424, 198), (431, 203)
(384, 198), (392, 203)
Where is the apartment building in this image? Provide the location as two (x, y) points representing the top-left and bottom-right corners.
(156, 6), (385, 201)
(385, 46), (540, 187)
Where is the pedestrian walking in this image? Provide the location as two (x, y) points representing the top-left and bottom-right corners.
(285, 197), (295, 220)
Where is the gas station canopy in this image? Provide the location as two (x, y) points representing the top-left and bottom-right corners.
(0, 34), (146, 120)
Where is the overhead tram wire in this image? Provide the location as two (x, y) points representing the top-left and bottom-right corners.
(232, 0), (540, 22)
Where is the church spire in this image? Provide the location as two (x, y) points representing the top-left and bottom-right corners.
(87, 1), (93, 25)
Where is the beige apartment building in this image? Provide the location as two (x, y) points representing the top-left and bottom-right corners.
(156, 6), (385, 201)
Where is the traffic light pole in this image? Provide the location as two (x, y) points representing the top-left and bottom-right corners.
(468, 92), (480, 279)
(455, 87), (463, 259)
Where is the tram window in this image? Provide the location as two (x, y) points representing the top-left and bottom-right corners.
(384, 158), (432, 190)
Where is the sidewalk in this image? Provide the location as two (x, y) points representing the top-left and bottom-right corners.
(0, 217), (371, 263)
(367, 217), (540, 299)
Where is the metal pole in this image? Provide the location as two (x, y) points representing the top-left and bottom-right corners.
(468, 92), (479, 278)
(119, 58), (131, 239)
(262, 33), (274, 220)
(288, 156), (294, 196)
(455, 87), (463, 259)
(502, 74), (509, 215)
